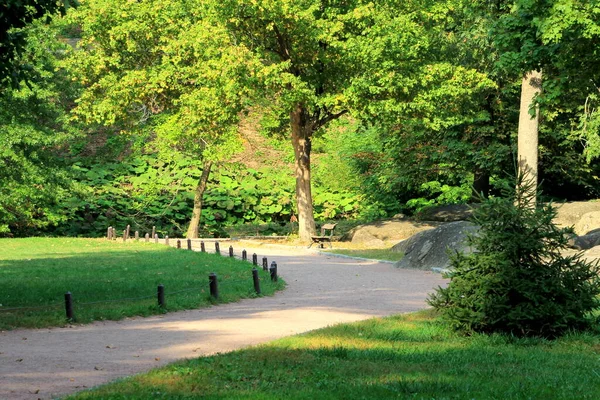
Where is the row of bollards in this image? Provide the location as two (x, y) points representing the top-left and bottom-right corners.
(63, 264), (278, 321)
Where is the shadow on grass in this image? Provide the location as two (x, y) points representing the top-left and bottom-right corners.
(67, 311), (600, 400)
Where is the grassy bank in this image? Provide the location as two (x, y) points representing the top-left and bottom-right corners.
(0, 238), (285, 329)
(67, 310), (600, 399)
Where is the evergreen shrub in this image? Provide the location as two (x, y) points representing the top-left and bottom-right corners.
(428, 175), (600, 338)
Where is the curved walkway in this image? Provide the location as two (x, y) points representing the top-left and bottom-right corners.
(0, 246), (446, 400)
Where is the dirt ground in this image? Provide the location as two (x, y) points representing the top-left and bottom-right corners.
(0, 243), (446, 400)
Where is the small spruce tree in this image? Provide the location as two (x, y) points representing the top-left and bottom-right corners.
(428, 175), (600, 338)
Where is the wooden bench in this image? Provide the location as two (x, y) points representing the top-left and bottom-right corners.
(308, 223), (337, 249)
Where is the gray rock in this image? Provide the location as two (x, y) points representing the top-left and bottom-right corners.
(573, 211), (600, 236)
(344, 219), (439, 245)
(553, 202), (600, 233)
(393, 221), (478, 270)
(415, 204), (479, 222)
(569, 230), (600, 250)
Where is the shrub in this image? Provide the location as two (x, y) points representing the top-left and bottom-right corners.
(428, 175), (600, 338)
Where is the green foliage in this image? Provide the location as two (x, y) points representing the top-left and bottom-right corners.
(0, 20), (80, 236)
(429, 175), (600, 338)
(52, 154), (366, 237)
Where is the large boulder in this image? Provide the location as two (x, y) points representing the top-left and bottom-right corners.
(554, 202), (600, 234)
(393, 221), (478, 270)
(570, 229), (600, 250)
(344, 218), (440, 246)
(415, 204), (478, 222)
(573, 211), (600, 236)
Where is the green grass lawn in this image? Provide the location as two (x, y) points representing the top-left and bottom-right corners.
(66, 310), (600, 399)
(0, 238), (285, 330)
(324, 248), (404, 262)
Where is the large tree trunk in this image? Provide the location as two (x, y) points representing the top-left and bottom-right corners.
(291, 104), (317, 242)
(517, 70), (542, 206)
(186, 161), (213, 239)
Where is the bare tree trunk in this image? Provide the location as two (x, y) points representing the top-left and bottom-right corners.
(517, 70), (542, 206)
(186, 161), (213, 239)
(291, 104), (317, 242)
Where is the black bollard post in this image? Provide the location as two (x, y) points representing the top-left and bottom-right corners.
(229, 246), (234, 257)
(209, 273), (219, 300)
(252, 253), (258, 266)
(269, 261), (278, 282)
(187, 238), (192, 250)
(215, 241), (220, 255)
(145, 233), (149, 242)
(154, 233), (158, 244)
(252, 268), (261, 295)
(157, 284), (165, 308)
(201, 241), (206, 252)
(262, 257), (268, 271)
(242, 249), (247, 261)
(177, 239), (181, 249)
(65, 292), (74, 321)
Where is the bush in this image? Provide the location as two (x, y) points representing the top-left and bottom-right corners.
(428, 175), (600, 338)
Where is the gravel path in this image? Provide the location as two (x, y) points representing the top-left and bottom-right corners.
(0, 245), (446, 400)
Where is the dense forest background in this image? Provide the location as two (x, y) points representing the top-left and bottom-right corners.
(2, 0), (600, 239)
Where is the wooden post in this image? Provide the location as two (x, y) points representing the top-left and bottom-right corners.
(152, 226), (156, 239)
(65, 292), (74, 321)
(215, 242), (220, 255)
(111, 227), (116, 240)
(157, 285), (165, 308)
(201, 241), (206, 252)
(154, 233), (158, 244)
(107, 227), (112, 240)
(269, 261), (278, 282)
(242, 250), (247, 261)
(262, 257), (268, 271)
(165, 235), (169, 246)
(252, 253), (258, 266)
(252, 268), (261, 295)
(145, 233), (149, 242)
(229, 246), (234, 257)
(209, 273), (219, 300)
(135, 231), (139, 241)
(122, 230), (127, 242)
(187, 239), (192, 250)
(126, 224), (131, 239)
(177, 239), (181, 249)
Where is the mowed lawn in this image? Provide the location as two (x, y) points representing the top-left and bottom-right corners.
(0, 238), (284, 330)
(67, 310), (600, 399)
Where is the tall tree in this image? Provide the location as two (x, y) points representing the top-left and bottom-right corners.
(65, 0), (256, 238)
(208, 0), (494, 241)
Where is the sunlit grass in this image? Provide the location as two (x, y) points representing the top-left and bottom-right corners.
(0, 238), (285, 329)
(324, 248), (404, 262)
(67, 310), (600, 399)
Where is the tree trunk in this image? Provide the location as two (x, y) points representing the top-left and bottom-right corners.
(471, 169), (490, 201)
(517, 70), (542, 206)
(186, 161), (213, 239)
(291, 104), (317, 242)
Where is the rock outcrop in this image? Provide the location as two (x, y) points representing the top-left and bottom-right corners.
(345, 218), (440, 246)
(393, 221), (478, 270)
